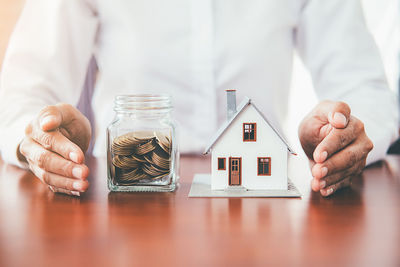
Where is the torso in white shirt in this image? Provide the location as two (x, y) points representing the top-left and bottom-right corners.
(92, 0), (300, 157)
(1, 0), (394, 167)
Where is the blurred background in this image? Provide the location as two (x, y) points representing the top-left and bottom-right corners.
(0, 0), (399, 152)
(0, 0), (24, 69)
(286, 0), (400, 150)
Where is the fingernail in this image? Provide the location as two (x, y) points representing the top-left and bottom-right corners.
(40, 116), (54, 129)
(320, 151), (328, 162)
(319, 180), (326, 189)
(71, 191), (80, 197)
(334, 112), (347, 126)
(321, 166), (328, 178)
(72, 167), (83, 179)
(72, 181), (82, 191)
(326, 188), (334, 196)
(69, 152), (79, 163)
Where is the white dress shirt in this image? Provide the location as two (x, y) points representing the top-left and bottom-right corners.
(0, 0), (398, 168)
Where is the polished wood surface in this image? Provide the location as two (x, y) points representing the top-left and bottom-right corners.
(0, 155), (399, 267)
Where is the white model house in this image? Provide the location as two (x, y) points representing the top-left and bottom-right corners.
(204, 90), (296, 191)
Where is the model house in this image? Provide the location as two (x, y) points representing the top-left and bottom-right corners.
(204, 90), (296, 191)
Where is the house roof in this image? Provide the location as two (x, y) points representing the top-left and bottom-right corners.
(203, 97), (296, 155)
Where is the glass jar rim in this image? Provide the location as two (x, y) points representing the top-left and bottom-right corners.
(114, 94), (172, 112)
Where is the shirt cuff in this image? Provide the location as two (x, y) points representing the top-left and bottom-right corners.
(364, 120), (398, 166)
(0, 114), (34, 169)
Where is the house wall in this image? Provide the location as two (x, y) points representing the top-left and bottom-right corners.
(211, 105), (288, 190)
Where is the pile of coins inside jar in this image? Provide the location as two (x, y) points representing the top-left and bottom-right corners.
(110, 131), (172, 184)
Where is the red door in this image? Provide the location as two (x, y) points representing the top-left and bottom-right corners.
(229, 157), (241, 186)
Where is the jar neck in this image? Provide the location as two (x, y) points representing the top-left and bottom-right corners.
(116, 110), (172, 119)
(114, 94), (172, 119)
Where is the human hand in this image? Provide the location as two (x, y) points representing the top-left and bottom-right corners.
(298, 101), (373, 197)
(19, 103), (91, 196)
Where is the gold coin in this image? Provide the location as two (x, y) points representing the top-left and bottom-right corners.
(152, 152), (170, 170)
(155, 132), (171, 154)
(112, 155), (141, 169)
(134, 138), (156, 155)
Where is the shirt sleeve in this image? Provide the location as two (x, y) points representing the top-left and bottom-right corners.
(295, 0), (399, 165)
(0, 0), (98, 168)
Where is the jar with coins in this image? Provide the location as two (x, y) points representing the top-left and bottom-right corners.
(107, 94), (178, 192)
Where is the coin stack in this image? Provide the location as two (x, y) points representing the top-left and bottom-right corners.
(111, 131), (172, 184)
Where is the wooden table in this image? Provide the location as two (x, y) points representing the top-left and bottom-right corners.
(0, 155), (399, 267)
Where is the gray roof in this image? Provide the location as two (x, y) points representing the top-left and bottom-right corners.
(203, 97), (296, 155)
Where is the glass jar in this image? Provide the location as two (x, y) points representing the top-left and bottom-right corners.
(107, 94), (179, 192)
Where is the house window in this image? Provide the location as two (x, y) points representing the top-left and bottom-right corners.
(243, 123), (256, 141)
(218, 158), (226, 170)
(258, 157), (271, 176)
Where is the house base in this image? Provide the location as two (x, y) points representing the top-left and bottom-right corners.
(188, 174), (301, 198)
(224, 185), (247, 192)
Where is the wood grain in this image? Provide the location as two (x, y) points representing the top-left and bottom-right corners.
(0, 155), (399, 267)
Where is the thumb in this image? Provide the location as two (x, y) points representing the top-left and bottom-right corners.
(318, 101), (351, 129)
(39, 104), (79, 131)
(39, 106), (63, 131)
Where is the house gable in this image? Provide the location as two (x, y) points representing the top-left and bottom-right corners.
(212, 104), (287, 154)
(204, 98), (295, 155)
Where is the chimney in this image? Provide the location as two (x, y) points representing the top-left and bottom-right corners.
(226, 89), (237, 121)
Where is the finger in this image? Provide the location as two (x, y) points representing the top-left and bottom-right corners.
(29, 128), (84, 164)
(311, 139), (368, 179)
(38, 105), (63, 131)
(315, 101), (351, 129)
(38, 104), (77, 132)
(50, 186), (81, 197)
(327, 112), (348, 129)
(311, 178), (321, 192)
(28, 161), (89, 192)
(309, 159), (316, 169)
(327, 102), (351, 129)
(21, 139), (89, 179)
(320, 176), (352, 197)
(311, 159), (363, 191)
(313, 117), (361, 163)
